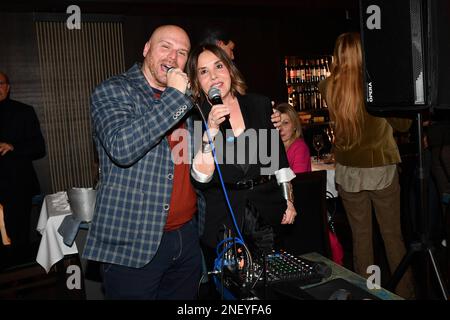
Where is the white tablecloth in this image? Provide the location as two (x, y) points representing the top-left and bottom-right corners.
(36, 192), (78, 273)
(311, 158), (338, 198)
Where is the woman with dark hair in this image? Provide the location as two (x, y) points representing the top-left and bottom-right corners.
(186, 44), (297, 270)
(319, 32), (414, 298)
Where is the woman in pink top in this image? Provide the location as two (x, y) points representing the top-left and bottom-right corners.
(275, 103), (311, 173)
(276, 102), (344, 265)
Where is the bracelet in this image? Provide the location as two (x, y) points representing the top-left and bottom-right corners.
(202, 140), (213, 153)
(280, 182), (294, 203)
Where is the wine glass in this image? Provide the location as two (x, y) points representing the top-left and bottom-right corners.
(325, 126), (334, 145)
(312, 134), (324, 163)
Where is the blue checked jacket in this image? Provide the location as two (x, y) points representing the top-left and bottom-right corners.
(82, 63), (206, 268)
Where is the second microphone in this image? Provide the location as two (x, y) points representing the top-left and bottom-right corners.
(208, 87), (232, 136)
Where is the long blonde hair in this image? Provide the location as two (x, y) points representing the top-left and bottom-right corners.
(326, 32), (364, 149)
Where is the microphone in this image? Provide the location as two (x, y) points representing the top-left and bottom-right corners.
(207, 86), (223, 105)
(207, 87), (232, 136)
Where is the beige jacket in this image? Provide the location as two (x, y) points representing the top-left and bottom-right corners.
(319, 78), (412, 168)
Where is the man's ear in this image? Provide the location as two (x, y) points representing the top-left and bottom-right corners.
(216, 40), (225, 48)
(143, 41), (151, 58)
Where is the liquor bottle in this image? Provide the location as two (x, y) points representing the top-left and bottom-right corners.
(290, 87), (300, 111)
(315, 59), (321, 82)
(325, 57), (331, 77)
(310, 83), (316, 109)
(315, 85), (322, 109)
(284, 57), (289, 84)
(299, 59), (306, 83)
(305, 60), (311, 83)
(311, 59), (317, 83)
(298, 85), (304, 111)
(303, 83), (310, 110)
(284, 55), (332, 113)
(295, 58), (301, 84)
(320, 58), (327, 80)
(287, 86), (293, 105)
(289, 57), (296, 84)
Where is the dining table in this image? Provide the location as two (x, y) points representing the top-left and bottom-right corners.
(311, 155), (337, 198)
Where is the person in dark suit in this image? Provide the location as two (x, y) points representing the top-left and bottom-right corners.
(197, 25), (236, 60)
(0, 71), (46, 250)
(83, 25), (205, 300)
(186, 44), (297, 272)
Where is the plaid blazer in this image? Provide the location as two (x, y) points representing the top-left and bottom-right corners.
(83, 63), (205, 268)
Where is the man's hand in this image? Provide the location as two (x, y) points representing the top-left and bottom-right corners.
(271, 108), (282, 130)
(0, 142), (13, 156)
(166, 67), (189, 94)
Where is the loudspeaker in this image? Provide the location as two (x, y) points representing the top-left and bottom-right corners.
(360, 0), (427, 111)
(428, 0), (450, 109)
(359, 0), (450, 112)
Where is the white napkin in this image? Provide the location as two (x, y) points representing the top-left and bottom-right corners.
(36, 192), (78, 273)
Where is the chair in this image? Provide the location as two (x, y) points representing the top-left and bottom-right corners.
(276, 170), (331, 258)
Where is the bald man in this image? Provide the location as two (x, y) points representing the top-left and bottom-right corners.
(83, 25), (205, 299)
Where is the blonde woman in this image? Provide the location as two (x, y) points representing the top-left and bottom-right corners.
(319, 32), (414, 298)
(275, 102), (311, 173)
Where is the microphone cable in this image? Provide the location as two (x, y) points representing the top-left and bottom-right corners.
(193, 98), (253, 297)
(193, 100), (245, 243)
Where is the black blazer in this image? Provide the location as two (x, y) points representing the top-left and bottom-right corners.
(0, 98), (46, 200)
(192, 93), (289, 248)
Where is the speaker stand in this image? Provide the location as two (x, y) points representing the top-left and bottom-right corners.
(387, 112), (449, 300)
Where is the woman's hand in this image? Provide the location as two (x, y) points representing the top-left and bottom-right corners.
(271, 109), (282, 130)
(0, 203), (12, 246)
(281, 200), (297, 224)
(207, 104), (230, 137)
(0, 142), (14, 156)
